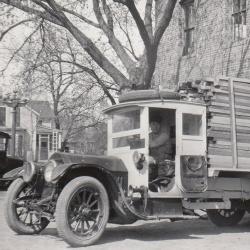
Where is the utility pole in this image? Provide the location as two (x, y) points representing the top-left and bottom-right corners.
(3, 91), (28, 157)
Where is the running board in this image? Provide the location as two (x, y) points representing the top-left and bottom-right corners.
(182, 200), (231, 210)
(145, 214), (199, 220)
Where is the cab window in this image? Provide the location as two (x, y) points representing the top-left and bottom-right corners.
(113, 134), (141, 149)
(111, 109), (144, 149)
(182, 113), (202, 136)
(112, 110), (140, 133)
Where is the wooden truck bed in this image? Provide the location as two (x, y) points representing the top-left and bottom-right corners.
(178, 76), (250, 172)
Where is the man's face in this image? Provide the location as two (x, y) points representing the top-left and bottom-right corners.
(150, 121), (161, 133)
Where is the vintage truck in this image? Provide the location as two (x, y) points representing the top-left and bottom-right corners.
(4, 76), (250, 247)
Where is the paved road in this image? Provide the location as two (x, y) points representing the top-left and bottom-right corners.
(1, 191), (250, 250)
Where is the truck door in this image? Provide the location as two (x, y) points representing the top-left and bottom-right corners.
(107, 107), (149, 188)
(176, 106), (207, 192)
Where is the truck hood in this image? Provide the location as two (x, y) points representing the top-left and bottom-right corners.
(49, 152), (128, 173)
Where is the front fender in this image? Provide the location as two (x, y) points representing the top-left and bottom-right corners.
(48, 153), (135, 224)
(51, 163), (78, 182)
(49, 152), (128, 182)
(2, 166), (24, 180)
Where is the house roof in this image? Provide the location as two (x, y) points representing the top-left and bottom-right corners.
(36, 125), (53, 134)
(29, 101), (54, 119)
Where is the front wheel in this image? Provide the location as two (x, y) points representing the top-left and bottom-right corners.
(56, 176), (109, 247)
(207, 209), (245, 227)
(5, 178), (49, 234)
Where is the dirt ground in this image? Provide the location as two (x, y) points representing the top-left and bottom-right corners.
(1, 191), (250, 250)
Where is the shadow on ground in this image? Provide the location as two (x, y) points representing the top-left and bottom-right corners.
(100, 218), (250, 244)
(40, 216), (250, 247)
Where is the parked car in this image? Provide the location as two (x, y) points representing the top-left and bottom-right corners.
(4, 79), (250, 247)
(0, 131), (23, 189)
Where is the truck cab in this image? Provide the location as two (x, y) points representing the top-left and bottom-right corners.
(104, 88), (250, 220)
(105, 93), (207, 196)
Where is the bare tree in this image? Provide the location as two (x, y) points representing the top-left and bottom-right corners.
(0, 0), (177, 90)
(18, 25), (112, 133)
(60, 93), (107, 150)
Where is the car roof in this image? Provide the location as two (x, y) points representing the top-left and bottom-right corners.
(0, 131), (11, 139)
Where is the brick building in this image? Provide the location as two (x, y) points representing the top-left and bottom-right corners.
(155, 0), (250, 89)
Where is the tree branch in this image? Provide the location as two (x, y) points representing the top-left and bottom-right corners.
(48, 58), (116, 104)
(0, 18), (35, 41)
(1, 23), (41, 73)
(115, 0), (152, 51)
(113, 12), (139, 61)
(61, 6), (100, 28)
(0, 0), (63, 26)
(93, 0), (135, 73)
(41, 0), (130, 89)
(144, 0), (153, 40)
(153, 0), (177, 47)
(102, 0), (114, 31)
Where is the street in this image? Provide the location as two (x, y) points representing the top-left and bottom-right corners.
(1, 191), (250, 250)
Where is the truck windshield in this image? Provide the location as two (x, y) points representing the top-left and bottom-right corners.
(112, 109), (140, 133)
(111, 109), (144, 149)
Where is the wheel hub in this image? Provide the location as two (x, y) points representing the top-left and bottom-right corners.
(82, 207), (91, 217)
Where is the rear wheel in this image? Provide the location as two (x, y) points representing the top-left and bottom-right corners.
(207, 209), (245, 227)
(56, 176), (109, 247)
(5, 178), (49, 234)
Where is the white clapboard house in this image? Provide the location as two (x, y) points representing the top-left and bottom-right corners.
(0, 100), (61, 161)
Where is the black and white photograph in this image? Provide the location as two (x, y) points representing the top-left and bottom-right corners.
(0, 0), (250, 249)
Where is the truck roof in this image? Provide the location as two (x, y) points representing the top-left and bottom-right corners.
(104, 89), (206, 114)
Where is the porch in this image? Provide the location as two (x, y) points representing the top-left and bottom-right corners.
(36, 126), (61, 162)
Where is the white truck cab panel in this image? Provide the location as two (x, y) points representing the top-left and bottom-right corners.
(105, 100), (207, 192)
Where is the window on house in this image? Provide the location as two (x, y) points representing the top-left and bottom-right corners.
(232, 0), (247, 40)
(49, 134), (52, 151)
(182, 0), (195, 55)
(16, 108), (20, 127)
(52, 131), (59, 151)
(0, 138), (6, 151)
(0, 107), (6, 126)
(16, 134), (24, 158)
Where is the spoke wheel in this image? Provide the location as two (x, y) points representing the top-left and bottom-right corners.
(56, 177), (109, 247)
(207, 208), (245, 227)
(5, 178), (49, 234)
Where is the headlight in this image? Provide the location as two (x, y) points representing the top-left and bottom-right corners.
(44, 160), (57, 182)
(23, 161), (36, 183)
(183, 156), (205, 172)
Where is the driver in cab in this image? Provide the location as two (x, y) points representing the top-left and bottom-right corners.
(148, 115), (173, 180)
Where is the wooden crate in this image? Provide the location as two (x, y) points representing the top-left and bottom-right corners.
(178, 76), (250, 171)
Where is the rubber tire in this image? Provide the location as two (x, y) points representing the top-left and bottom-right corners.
(119, 89), (180, 103)
(207, 209), (245, 227)
(56, 176), (110, 247)
(4, 178), (49, 234)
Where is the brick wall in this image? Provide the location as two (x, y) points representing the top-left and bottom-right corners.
(155, 0), (250, 89)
